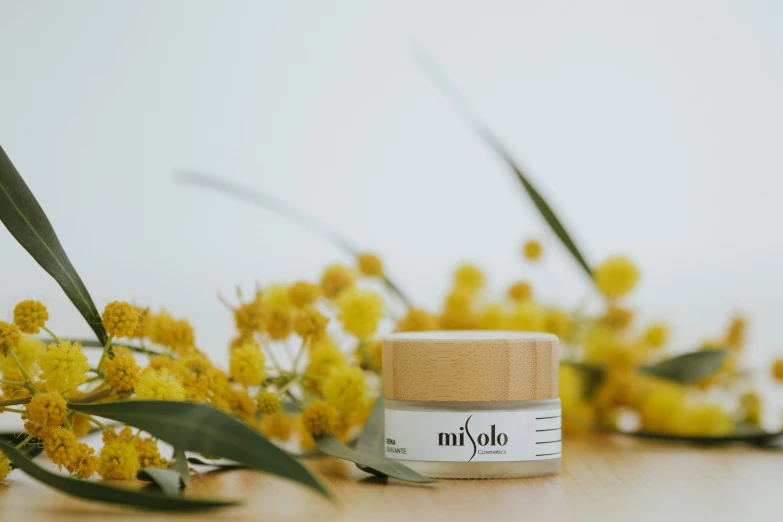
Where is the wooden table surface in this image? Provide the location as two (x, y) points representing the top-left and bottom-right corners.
(1, 434), (781, 521)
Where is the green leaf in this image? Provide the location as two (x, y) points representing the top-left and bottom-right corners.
(69, 400), (332, 500)
(0, 443), (236, 512)
(171, 447), (190, 486)
(315, 435), (436, 484)
(0, 145), (107, 343)
(55, 338), (171, 358)
(353, 397), (388, 478)
(603, 426), (783, 446)
(639, 350), (728, 384)
(175, 171), (413, 307)
(413, 53), (592, 277)
(137, 468), (183, 497)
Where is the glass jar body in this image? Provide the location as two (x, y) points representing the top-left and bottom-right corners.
(384, 398), (562, 479)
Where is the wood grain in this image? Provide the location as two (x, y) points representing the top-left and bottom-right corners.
(1, 434), (781, 521)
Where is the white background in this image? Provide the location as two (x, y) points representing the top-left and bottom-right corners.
(1, 1), (782, 369)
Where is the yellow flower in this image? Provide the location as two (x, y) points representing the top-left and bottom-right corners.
(102, 301), (138, 338)
(644, 322), (668, 348)
(225, 387), (255, 421)
(740, 391), (762, 426)
(133, 436), (167, 468)
(593, 255), (640, 299)
(444, 290), (472, 313)
(23, 391), (68, 437)
(559, 364), (584, 408)
(323, 366), (366, 414)
(478, 304), (507, 330)
(262, 284), (292, 310)
(0, 321), (21, 355)
(135, 368), (185, 400)
(293, 307), (329, 340)
(265, 309), (293, 341)
(772, 358), (783, 383)
(601, 305), (634, 330)
(357, 253), (384, 277)
(229, 343), (266, 387)
(301, 401), (337, 436)
(522, 239), (543, 261)
(98, 439), (140, 480)
(234, 299), (267, 334)
(676, 403), (734, 436)
(103, 348), (140, 393)
(12, 335), (45, 373)
(396, 308), (438, 332)
(320, 264), (356, 300)
(259, 412), (292, 441)
(289, 281), (321, 309)
(2, 367), (30, 399)
(638, 380), (686, 433)
(13, 300), (49, 334)
(545, 309), (571, 340)
(337, 289), (383, 339)
(725, 316), (746, 350)
(256, 390), (281, 415)
(38, 340), (89, 392)
(161, 319), (196, 352)
(305, 339), (348, 389)
(507, 281), (533, 302)
(454, 264), (484, 294)
(67, 443), (98, 478)
(178, 354), (218, 402)
(43, 427), (77, 469)
(146, 354), (178, 372)
(0, 454), (11, 481)
(507, 302), (546, 332)
(365, 339), (383, 371)
(131, 306), (149, 339)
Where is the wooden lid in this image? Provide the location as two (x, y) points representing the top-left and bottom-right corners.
(382, 331), (559, 402)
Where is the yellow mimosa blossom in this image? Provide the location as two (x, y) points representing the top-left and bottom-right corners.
(262, 284), (292, 310)
(13, 300), (49, 334)
(23, 391), (68, 437)
(161, 319), (196, 352)
(725, 316), (746, 350)
(593, 255), (640, 299)
(638, 381), (686, 433)
(357, 253), (384, 277)
(265, 308), (293, 341)
(545, 309), (571, 340)
(178, 354), (218, 402)
(260, 412), (292, 441)
(772, 358), (783, 383)
(522, 239), (543, 261)
(256, 390), (281, 415)
(0, 454), (11, 481)
(319, 264), (356, 300)
(101, 301), (138, 338)
(12, 335), (45, 373)
(67, 443), (98, 478)
(98, 439), (140, 480)
(288, 281), (321, 309)
(507, 281), (533, 302)
(38, 340), (89, 392)
(302, 401), (337, 436)
(131, 306), (149, 338)
(323, 365), (366, 414)
(2, 367), (30, 399)
(601, 305), (634, 330)
(478, 303), (507, 330)
(293, 307), (328, 339)
(229, 343), (266, 387)
(234, 300), (267, 333)
(305, 339), (348, 389)
(740, 391), (762, 426)
(0, 321), (21, 354)
(146, 354), (178, 372)
(103, 348), (140, 393)
(225, 387), (255, 421)
(396, 308), (438, 332)
(507, 302), (546, 332)
(454, 264), (484, 294)
(366, 339), (383, 371)
(337, 288), (383, 339)
(43, 427), (77, 469)
(677, 403), (734, 436)
(643, 322), (668, 348)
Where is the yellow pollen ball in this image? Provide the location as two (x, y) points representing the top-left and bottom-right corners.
(293, 307), (329, 339)
(23, 391), (68, 437)
(396, 308), (438, 332)
(523, 239), (543, 261)
(302, 401), (337, 436)
(38, 340), (89, 392)
(103, 349), (141, 393)
(229, 343), (267, 387)
(288, 281), (321, 309)
(98, 440), (140, 480)
(593, 256), (640, 300)
(13, 300), (49, 334)
(507, 281), (533, 302)
(43, 427), (77, 469)
(644, 323), (669, 348)
(102, 301), (139, 338)
(337, 289), (384, 339)
(256, 390), (281, 415)
(320, 264), (356, 300)
(0, 454), (11, 481)
(357, 253), (384, 277)
(134, 368), (186, 400)
(0, 321), (21, 355)
(67, 443), (98, 478)
(772, 358), (783, 383)
(322, 365), (366, 414)
(454, 264), (484, 294)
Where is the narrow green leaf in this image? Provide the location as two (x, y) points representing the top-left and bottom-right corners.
(53, 338), (171, 358)
(0, 443), (236, 512)
(175, 171), (414, 307)
(69, 400), (332, 500)
(353, 397), (387, 478)
(414, 53), (593, 277)
(171, 447), (190, 486)
(0, 145), (108, 343)
(640, 350), (728, 384)
(137, 468), (183, 497)
(603, 426), (783, 446)
(315, 435), (436, 484)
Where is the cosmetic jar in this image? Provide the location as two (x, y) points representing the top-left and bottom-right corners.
(382, 331), (561, 479)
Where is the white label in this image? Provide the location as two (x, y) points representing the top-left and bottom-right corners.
(384, 408), (561, 462)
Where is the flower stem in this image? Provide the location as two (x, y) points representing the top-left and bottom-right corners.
(8, 348), (38, 394)
(292, 338), (308, 373)
(0, 379), (28, 388)
(1, 407), (25, 414)
(96, 335), (114, 372)
(276, 375), (301, 396)
(41, 326), (61, 343)
(15, 434), (34, 449)
(71, 411), (111, 431)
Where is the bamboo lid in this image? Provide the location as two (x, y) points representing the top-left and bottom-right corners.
(382, 331), (559, 402)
